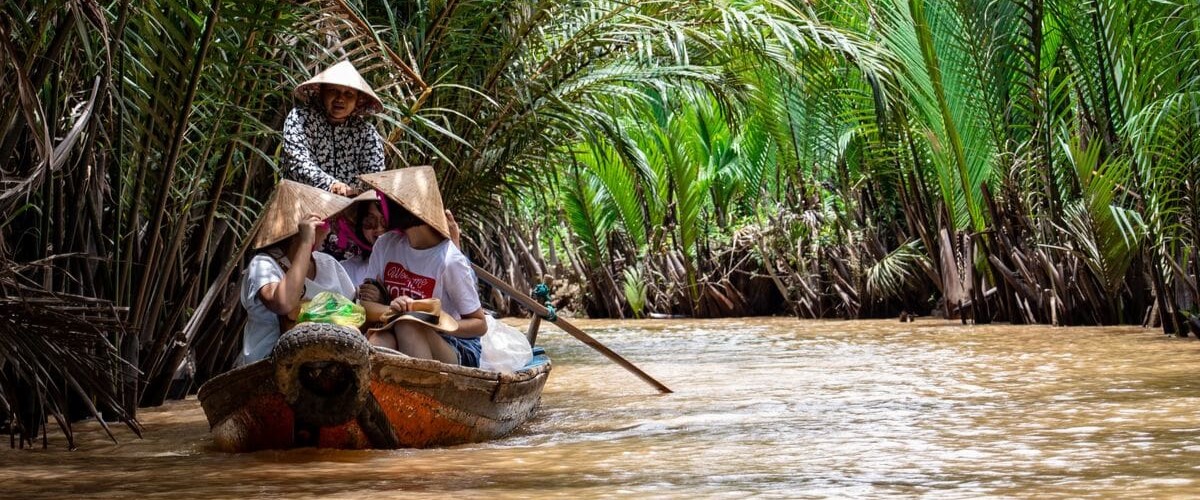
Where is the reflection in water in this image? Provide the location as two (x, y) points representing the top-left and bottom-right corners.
(4, 319), (1200, 498)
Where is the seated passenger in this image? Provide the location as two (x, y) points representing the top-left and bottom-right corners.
(357, 167), (487, 367)
(239, 180), (356, 365)
(333, 191), (387, 286)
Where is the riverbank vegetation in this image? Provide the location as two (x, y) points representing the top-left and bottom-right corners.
(1, 0), (1197, 444)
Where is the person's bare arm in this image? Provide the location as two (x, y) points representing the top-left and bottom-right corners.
(258, 215), (323, 314)
(447, 308), (487, 337)
(446, 209), (461, 248)
(361, 299), (393, 323)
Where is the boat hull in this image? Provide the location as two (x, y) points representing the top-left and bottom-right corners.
(198, 324), (551, 451)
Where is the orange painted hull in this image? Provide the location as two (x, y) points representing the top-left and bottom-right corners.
(198, 348), (551, 451)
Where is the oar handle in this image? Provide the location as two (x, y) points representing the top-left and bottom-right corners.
(472, 264), (672, 394)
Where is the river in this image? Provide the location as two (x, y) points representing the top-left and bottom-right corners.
(3, 318), (1200, 498)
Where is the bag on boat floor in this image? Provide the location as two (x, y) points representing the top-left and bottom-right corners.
(480, 315), (533, 372)
(296, 291), (366, 328)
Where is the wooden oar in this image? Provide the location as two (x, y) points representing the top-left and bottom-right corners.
(472, 264), (673, 394)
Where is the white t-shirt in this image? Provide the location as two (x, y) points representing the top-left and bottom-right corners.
(341, 254), (370, 287)
(239, 251), (356, 365)
(364, 231), (481, 319)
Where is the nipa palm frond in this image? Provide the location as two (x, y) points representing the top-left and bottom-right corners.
(864, 239), (931, 301)
(0, 261), (140, 449)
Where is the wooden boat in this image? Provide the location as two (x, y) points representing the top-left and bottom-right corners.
(197, 322), (551, 451)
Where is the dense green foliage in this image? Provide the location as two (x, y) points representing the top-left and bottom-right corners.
(527, 0), (1198, 327)
(1, 0), (1198, 444)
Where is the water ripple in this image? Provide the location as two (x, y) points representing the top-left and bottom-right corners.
(3, 318), (1200, 499)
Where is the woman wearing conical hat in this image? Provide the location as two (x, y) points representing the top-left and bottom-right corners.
(283, 60), (385, 197)
(238, 181), (357, 365)
(330, 190), (388, 286)
(357, 167), (487, 367)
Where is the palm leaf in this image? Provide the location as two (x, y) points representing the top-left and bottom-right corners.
(865, 239), (932, 301)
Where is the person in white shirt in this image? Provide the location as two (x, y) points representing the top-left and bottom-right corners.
(357, 167), (487, 367)
(239, 180), (356, 365)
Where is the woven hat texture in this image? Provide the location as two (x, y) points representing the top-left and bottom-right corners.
(359, 166), (450, 239)
(252, 180), (354, 249)
(294, 60), (383, 115)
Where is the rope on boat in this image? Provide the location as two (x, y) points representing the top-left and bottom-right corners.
(532, 283), (557, 321)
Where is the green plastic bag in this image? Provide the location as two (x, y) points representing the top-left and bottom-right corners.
(296, 291), (366, 328)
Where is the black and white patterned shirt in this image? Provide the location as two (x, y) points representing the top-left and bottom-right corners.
(281, 104), (385, 190)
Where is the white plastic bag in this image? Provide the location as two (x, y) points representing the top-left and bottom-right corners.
(480, 315), (533, 372)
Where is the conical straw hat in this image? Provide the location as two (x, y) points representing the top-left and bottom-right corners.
(331, 189), (381, 221)
(359, 166), (450, 240)
(251, 180), (355, 249)
(293, 60), (384, 115)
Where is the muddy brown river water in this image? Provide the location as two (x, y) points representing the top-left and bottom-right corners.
(3, 318), (1200, 499)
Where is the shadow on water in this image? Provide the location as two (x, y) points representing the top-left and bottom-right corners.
(4, 318), (1200, 498)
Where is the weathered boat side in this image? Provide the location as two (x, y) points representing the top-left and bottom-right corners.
(368, 350), (551, 447)
(196, 324), (551, 452)
(197, 361), (298, 452)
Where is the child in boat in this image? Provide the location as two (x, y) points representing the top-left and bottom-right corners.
(239, 180), (357, 365)
(357, 167), (487, 367)
(333, 191), (388, 286)
(283, 60), (385, 197)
